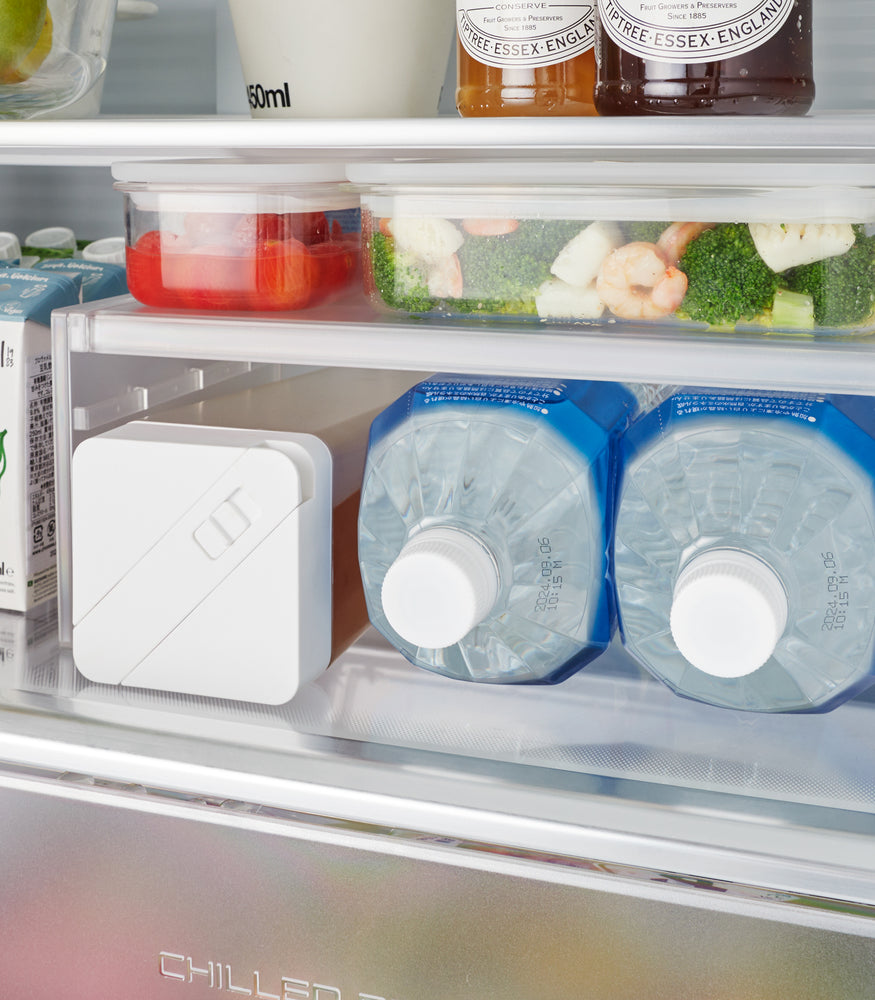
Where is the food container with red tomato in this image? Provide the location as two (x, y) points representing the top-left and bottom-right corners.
(112, 160), (361, 312)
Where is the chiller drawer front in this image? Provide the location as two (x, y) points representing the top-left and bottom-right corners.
(0, 759), (873, 1000)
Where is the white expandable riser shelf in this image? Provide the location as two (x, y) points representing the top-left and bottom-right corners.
(56, 293), (875, 396)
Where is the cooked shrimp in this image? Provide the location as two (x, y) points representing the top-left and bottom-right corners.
(461, 218), (520, 236)
(596, 241), (688, 320)
(427, 253), (463, 298)
(656, 221), (715, 266)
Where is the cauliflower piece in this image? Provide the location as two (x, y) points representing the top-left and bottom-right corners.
(550, 221), (624, 288)
(385, 216), (464, 263)
(536, 277), (606, 320)
(748, 222), (856, 272)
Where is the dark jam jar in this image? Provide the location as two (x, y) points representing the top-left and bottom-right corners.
(594, 0), (814, 115)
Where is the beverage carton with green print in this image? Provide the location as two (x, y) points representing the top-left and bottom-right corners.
(0, 268), (81, 611)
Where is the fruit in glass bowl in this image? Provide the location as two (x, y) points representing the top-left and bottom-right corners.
(0, 0), (52, 84)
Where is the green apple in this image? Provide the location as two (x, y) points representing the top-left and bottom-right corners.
(0, 0), (48, 79)
(0, 8), (51, 83)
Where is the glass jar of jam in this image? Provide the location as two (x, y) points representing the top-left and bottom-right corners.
(594, 0), (814, 115)
(456, 1), (598, 116)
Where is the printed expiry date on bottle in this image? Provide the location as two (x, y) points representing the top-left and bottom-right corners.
(821, 552), (850, 634)
(534, 536), (564, 615)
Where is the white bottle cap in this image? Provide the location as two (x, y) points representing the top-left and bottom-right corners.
(25, 226), (76, 251)
(670, 549), (788, 678)
(116, 0), (159, 19)
(0, 232), (21, 262)
(82, 237), (126, 264)
(381, 526), (500, 650)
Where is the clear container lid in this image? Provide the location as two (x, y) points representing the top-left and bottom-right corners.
(113, 159), (350, 188)
(113, 160), (359, 214)
(346, 161), (875, 224)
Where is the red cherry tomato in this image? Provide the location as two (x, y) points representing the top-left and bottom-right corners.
(283, 211), (329, 246)
(230, 213), (287, 248)
(309, 241), (360, 301)
(251, 238), (313, 311)
(127, 230), (194, 309)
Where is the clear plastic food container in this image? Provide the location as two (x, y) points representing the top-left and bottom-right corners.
(347, 161), (875, 338)
(112, 160), (361, 312)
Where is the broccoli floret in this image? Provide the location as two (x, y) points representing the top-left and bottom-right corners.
(369, 230), (436, 313)
(678, 223), (780, 327)
(455, 219), (585, 315)
(450, 295), (539, 316)
(370, 220), (591, 317)
(624, 221), (671, 244)
(782, 226), (875, 328)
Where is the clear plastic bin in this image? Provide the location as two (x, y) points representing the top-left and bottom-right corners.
(113, 159), (361, 312)
(347, 160), (875, 338)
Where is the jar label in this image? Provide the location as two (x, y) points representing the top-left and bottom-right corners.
(597, 0), (795, 64)
(457, 2), (595, 69)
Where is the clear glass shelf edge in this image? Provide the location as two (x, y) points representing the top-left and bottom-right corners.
(3, 112), (875, 165)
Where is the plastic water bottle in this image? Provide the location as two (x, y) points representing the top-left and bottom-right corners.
(357, 374), (641, 684)
(613, 388), (875, 713)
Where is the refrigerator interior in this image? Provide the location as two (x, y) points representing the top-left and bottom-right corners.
(1, 1), (875, 997)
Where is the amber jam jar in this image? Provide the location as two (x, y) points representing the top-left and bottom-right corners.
(594, 0), (814, 116)
(456, 1), (598, 116)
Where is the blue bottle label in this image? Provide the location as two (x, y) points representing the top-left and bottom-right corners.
(373, 374), (640, 453)
(628, 388), (875, 484)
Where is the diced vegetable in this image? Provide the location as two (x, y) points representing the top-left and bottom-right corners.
(748, 222), (856, 272)
(770, 288), (816, 330)
(536, 278), (606, 320)
(550, 221), (624, 288)
(385, 217), (464, 262)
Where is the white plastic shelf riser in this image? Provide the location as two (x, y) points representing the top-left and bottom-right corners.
(60, 295), (875, 396)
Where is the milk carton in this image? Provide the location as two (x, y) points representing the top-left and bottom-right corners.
(0, 269), (81, 611)
(32, 258), (128, 302)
